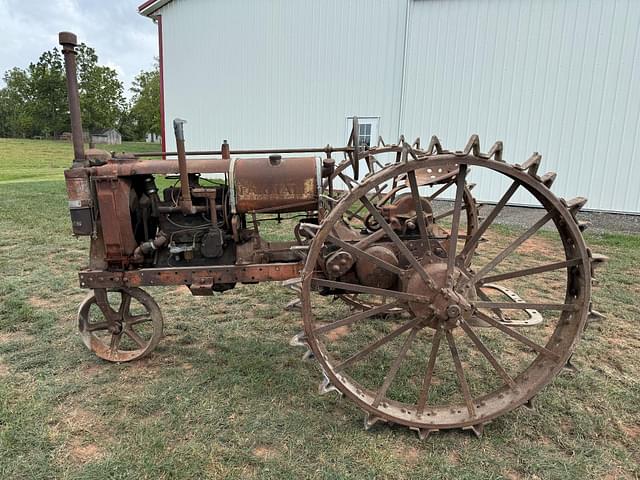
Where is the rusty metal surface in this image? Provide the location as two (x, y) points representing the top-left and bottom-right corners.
(59, 32), (85, 164)
(78, 262), (304, 289)
(231, 156), (320, 214)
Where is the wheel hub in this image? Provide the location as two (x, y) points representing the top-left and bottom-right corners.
(406, 262), (473, 329)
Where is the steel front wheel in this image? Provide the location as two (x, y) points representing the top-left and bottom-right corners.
(78, 287), (163, 362)
(301, 139), (594, 437)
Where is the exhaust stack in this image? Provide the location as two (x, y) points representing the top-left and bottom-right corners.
(59, 31), (86, 166)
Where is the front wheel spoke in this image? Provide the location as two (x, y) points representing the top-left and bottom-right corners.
(446, 330), (476, 417)
(360, 196), (434, 287)
(124, 314), (152, 325)
(87, 321), (110, 332)
(475, 301), (577, 311)
(474, 311), (560, 361)
(313, 301), (402, 335)
(478, 258), (582, 285)
(109, 332), (123, 352)
(372, 327), (418, 408)
(416, 328), (442, 415)
(333, 317), (422, 373)
(124, 327), (147, 348)
(118, 292), (131, 316)
(312, 278), (431, 304)
(459, 321), (516, 389)
(466, 211), (554, 285)
(326, 234), (405, 276)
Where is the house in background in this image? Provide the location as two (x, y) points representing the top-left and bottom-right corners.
(139, 0), (640, 214)
(146, 132), (162, 143)
(88, 129), (122, 145)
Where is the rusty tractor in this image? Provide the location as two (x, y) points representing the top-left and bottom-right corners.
(59, 32), (606, 438)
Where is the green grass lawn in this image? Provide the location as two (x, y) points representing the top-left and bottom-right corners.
(0, 139), (639, 479)
(0, 138), (160, 183)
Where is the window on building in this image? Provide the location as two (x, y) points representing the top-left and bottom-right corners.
(346, 117), (380, 148)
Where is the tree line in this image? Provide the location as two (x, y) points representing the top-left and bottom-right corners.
(0, 44), (160, 141)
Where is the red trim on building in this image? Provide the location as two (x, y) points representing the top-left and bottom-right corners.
(137, 0), (156, 12)
(157, 15), (166, 155)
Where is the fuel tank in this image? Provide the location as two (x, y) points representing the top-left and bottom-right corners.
(229, 155), (321, 214)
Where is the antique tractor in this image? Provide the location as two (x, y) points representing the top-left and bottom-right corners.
(60, 32), (605, 438)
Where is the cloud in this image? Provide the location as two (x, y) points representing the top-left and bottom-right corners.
(0, 0), (157, 95)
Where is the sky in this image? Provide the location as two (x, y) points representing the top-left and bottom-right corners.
(0, 0), (158, 95)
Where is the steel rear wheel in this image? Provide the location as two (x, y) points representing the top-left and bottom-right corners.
(78, 287), (163, 362)
(301, 140), (592, 437)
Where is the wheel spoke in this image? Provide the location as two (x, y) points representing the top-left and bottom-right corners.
(87, 321), (110, 332)
(312, 278), (431, 304)
(124, 314), (152, 325)
(125, 327), (147, 348)
(109, 332), (122, 352)
(459, 321), (516, 389)
(460, 181), (519, 258)
(360, 196), (435, 287)
(416, 328), (442, 415)
(406, 170), (430, 245)
(445, 330), (475, 417)
(432, 204), (469, 222)
(427, 180), (454, 201)
(372, 327), (418, 408)
(477, 258), (582, 285)
(326, 234), (405, 276)
(118, 292), (131, 316)
(465, 211), (554, 286)
(446, 164), (468, 285)
(333, 317), (422, 373)
(474, 311), (560, 360)
(475, 301), (577, 311)
(313, 301), (402, 335)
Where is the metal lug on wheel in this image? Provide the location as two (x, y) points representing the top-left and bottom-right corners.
(426, 135), (443, 154)
(589, 251), (609, 278)
(410, 426), (437, 440)
(290, 331), (314, 360)
(463, 423), (485, 438)
(522, 397), (536, 411)
(363, 413), (385, 431)
(587, 302), (606, 324)
(539, 171), (557, 188)
(563, 354), (579, 374)
(516, 152), (541, 177)
(463, 134), (481, 156)
(577, 220), (591, 231)
(319, 370), (341, 396)
(562, 197), (588, 221)
(486, 140), (504, 161)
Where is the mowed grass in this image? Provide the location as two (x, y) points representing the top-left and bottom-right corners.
(0, 138), (160, 183)
(0, 139), (639, 479)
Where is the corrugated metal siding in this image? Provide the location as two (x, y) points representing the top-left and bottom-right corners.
(157, 0), (640, 212)
(402, 0), (640, 212)
(160, 0), (407, 152)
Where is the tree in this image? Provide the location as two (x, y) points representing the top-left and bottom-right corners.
(26, 49), (68, 137)
(0, 43), (127, 138)
(76, 44), (126, 133)
(0, 68), (31, 137)
(129, 64), (160, 140)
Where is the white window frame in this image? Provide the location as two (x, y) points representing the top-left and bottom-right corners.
(345, 116), (380, 148)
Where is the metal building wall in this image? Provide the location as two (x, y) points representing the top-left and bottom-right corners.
(159, 0), (407, 154)
(156, 0), (640, 213)
(402, 0), (640, 213)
